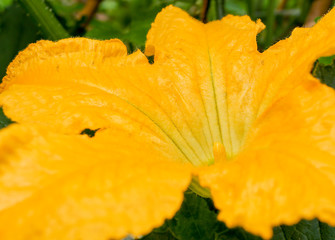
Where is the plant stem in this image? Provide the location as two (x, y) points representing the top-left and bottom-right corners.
(278, 0), (288, 10)
(264, 0), (276, 48)
(246, 0), (256, 19)
(215, 0), (225, 19)
(76, 0), (103, 29)
(201, 0), (211, 23)
(18, 0), (70, 40)
(304, 0), (332, 27)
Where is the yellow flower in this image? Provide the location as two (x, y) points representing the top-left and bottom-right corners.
(1, 5), (335, 240)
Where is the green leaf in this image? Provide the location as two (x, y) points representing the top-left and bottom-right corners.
(280, 220), (321, 240)
(272, 219), (335, 240)
(313, 58), (335, 89)
(166, 191), (226, 240)
(0, 107), (13, 129)
(0, 0), (13, 12)
(318, 221), (335, 239)
(142, 190), (335, 240)
(0, 3), (41, 80)
(217, 227), (262, 240)
(18, 0), (70, 40)
(142, 230), (177, 240)
(141, 220), (177, 240)
(85, 19), (123, 40)
(217, 219), (335, 240)
(45, 0), (83, 33)
(318, 56), (335, 66)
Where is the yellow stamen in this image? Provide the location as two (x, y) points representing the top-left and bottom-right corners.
(213, 142), (227, 163)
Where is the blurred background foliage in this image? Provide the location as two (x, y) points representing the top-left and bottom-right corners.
(1, 0), (335, 81)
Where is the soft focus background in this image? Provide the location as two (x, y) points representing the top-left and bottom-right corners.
(1, 0), (335, 81)
(1, 1), (335, 239)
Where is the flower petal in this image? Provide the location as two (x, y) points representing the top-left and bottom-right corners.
(259, 7), (335, 115)
(0, 124), (192, 239)
(146, 6), (335, 159)
(145, 6), (265, 157)
(1, 38), (137, 90)
(199, 79), (335, 239)
(0, 38), (150, 135)
(0, 37), (215, 165)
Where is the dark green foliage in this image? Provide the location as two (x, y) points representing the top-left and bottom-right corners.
(142, 191), (261, 240)
(142, 191), (226, 240)
(142, 224), (178, 240)
(313, 56), (335, 89)
(273, 219), (335, 240)
(0, 2), (41, 80)
(0, 107), (13, 129)
(0, 0), (13, 12)
(142, 191), (335, 240)
(17, 0), (70, 40)
(167, 191), (226, 240)
(46, 0), (83, 35)
(80, 128), (100, 138)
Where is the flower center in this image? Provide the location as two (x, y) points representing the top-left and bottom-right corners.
(213, 142), (227, 163)
(189, 142), (228, 198)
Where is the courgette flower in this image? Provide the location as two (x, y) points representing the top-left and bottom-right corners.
(1, 5), (335, 240)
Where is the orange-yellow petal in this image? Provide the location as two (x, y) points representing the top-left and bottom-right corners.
(0, 37), (217, 165)
(258, 7), (335, 115)
(2, 6), (335, 239)
(0, 124), (192, 239)
(146, 6), (335, 160)
(146, 6), (265, 158)
(199, 79), (335, 239)
(1, 38), (136, 90)
(0, 38), (149, 134)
